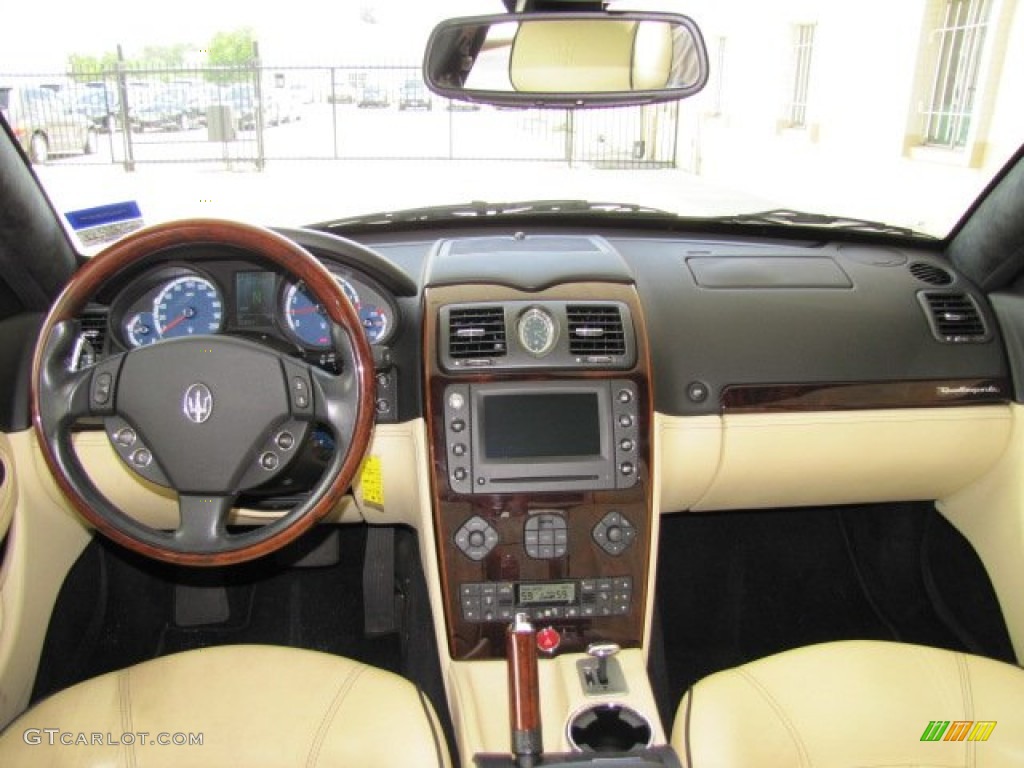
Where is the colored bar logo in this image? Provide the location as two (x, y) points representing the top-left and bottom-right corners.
(921, 721), (997, 742)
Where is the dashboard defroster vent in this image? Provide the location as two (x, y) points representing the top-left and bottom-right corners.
(447, 306), (507, 359)
(567, 305), (626, 356)
(919, 293), (989, 343)
(909, 262), (953, 286)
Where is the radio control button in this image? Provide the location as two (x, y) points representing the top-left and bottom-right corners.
(455, 516), (498, 561)
(451, 419), (466, 433)
(617, 389), (633, 404)
(448, 392), (466, 410)
(593, 512), (636, 556)
(619, 438), (634, 452)
(617, 414), (633, 428)
(453, 467), (468, 482)
(525, 513), (567, 559)
(620, 462), (634, 476)
(452, 443), (467, 457)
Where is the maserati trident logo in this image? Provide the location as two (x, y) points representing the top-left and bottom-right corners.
(183, 383), (213, 424)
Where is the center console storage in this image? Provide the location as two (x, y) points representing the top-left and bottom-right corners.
(567, 704), (653, 753)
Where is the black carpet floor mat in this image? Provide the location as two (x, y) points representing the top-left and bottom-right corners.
(652, 502), (1016, 731)
(33, 525), (405, 701)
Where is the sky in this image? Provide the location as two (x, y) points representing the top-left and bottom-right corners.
(1, 0), (499, 73)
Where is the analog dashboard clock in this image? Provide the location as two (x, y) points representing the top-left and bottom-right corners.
(517, 307), (558, 357)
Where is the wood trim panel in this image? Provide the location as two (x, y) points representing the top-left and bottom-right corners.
(721, 378), (1010, 413)
(423, 282), (654, 661)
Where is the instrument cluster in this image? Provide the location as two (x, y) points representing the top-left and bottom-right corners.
(110, 261), (397, 354)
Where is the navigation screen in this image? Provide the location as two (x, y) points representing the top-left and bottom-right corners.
(482, 393), (601, 460)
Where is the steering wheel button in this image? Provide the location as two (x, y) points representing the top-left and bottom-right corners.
(115, 427), (136, 447)
(93, 372), (112, 404)
(275, 431), (295, 451)
(260, 452), (280, 471)
(292, 377), (310, 409)
(130, 449), (152, 467)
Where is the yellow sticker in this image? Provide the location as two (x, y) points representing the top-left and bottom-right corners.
(360, 455), (384, 507)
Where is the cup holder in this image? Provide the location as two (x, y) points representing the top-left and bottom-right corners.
(567, 704), (653, 753)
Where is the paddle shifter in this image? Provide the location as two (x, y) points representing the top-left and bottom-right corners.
(507, 612), (542, 766)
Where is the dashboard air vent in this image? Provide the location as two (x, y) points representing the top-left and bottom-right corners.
(73, 307), (109, 369)
(448, 307), (507, 359)
(909, 262), (953, 286)
(920, 293), (988, 343)
(567, 305), (626, 356)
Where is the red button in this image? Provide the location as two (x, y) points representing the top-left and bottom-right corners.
(536, 627), (561, 654)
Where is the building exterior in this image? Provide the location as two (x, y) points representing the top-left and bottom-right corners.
(678, 0), (1023, 234)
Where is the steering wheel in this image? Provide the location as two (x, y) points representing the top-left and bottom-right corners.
(31, 219), (375, 566)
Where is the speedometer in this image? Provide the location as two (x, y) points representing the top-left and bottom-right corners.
(153, 276), (224, 339)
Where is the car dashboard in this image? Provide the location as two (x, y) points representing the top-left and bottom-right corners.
(55, 219), (1016, 758)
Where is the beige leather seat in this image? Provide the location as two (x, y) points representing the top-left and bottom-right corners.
(673, 640), (1024, 767)
(0, 644), (450, 767)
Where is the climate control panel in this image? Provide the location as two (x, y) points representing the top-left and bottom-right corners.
(459, 577), (633, 624)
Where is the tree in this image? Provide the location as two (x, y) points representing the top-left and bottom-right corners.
(207, 29), (256, 68)
(205, 28), (257, 84)
(139, 44), (190, 70)
(67, 52), (119, 81)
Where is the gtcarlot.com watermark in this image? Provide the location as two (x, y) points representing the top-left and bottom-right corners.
(23, 729), (203, 747)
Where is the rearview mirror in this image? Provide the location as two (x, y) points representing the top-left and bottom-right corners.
(423, 11), (709, 109)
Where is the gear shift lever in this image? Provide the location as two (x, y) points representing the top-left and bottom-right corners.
(507, 612), (542, 766)
(588, 642), (620, 686)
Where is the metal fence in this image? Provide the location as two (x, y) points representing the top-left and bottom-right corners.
(1, 63), (680, 170)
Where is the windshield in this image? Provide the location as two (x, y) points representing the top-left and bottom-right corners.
(2, 0), (1020, 243)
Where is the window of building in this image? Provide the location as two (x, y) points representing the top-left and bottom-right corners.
(923, 0), (991, 148)
(713, 36), (727, 115)
(788, 24), (815, 127)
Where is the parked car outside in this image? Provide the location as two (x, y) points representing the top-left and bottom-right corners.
(398, 79), (432, 110)
(0, 84), (95, 163)
(131, 93), (194, 132)
(357, 84), (390, 108)
(72, 88), (119, 132)
(328, 82), (357, 104)
(216, 83), (282, 129)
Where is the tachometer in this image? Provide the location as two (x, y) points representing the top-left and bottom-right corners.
(153, 276), (224, 339)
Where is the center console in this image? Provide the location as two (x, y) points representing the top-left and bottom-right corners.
(424, 282), (653, 662)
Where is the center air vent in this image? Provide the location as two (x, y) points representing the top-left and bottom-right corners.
(919, 292), (989, 343)
(567, 305), (626, 356)
(447, 306), (507, 359)
(909, 262), (953, 286)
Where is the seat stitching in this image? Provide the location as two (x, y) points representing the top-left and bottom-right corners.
(735, 669), (812, 768)
(416, 686), (446, 768)
(305, 663), (366, 768)
(683, 689), (695, 768)
(957, 653), (975, 768)
(117, 670), (136, 768)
